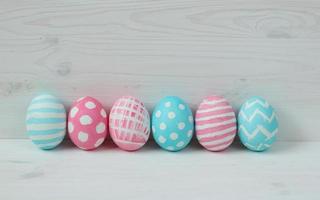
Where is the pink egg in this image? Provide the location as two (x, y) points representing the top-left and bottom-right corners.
(68, 96), (108, 150)
(195, 95), (237, 151)
(109, 96), (150, 151)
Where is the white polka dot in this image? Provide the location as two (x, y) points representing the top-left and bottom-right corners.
(78, 131), (88, 142)
(187, 130), (193, 137)
(70, 107), (79, 118)
(165, 102), (171, 107)
(166, 146), (174, 151)
(80, 115), (93, 125)
(178, 122), (185, 130)
(168, 112), (176, 119)
(189, 115), (193, 123)
(158, 135), (166, 143)
(160, 123), (167, 130)
(176, 141), (185, 148)
(100, 109), (107, 118)
(155, 110), (161, 118)
(96, 122), (106, 134)
(170, 132), (178, 140)
(179, 104), (185, 110)
(152, 126), (155, 133)
(78, 146), (88, 150)
(85, 101), (96, 109)
(68, 122), (74, 133)
(94, 138), (105, 147)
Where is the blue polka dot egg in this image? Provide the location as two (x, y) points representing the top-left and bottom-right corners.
(152, 96), (194, 151)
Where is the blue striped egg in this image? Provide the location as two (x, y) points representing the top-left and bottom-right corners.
(238, 96), (278, 152)
(152, 96), (194, 152)
(26, 94), (67, 150)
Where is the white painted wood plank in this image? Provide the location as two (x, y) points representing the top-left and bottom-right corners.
(0, 0), (319, 140)
(0, 139), (319, 200)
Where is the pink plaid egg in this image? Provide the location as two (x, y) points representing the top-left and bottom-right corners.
(68, 96), (108, 150)
(109, 96), (150, 151)
(195, 95), (237, 151)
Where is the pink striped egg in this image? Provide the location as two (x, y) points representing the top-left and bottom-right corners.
(195, 96), (237, 151)
(68, 96), (108, 150)
(109, 96), (150, 151)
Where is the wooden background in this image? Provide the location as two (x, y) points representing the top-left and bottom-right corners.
(0, 0), (319, 141)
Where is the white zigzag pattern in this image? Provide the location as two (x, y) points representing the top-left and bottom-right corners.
(244, 142), (270, 151)
(239, 109), (276, 123)
(239, 125), (278, 141)
(245, 99), (269, 109)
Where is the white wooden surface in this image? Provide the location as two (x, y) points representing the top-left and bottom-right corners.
(0, 139), (319, 200)
(0, 0), (320, 140)
(1, 2), (320, 199)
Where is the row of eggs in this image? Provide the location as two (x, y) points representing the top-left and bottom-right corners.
(26, 94), (279, 152)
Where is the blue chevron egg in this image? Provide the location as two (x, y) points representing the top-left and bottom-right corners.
(238, 96), (278, 152)
(26, 94), (67, 150)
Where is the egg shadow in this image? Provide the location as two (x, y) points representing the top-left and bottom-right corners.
(54, 130), (297, 155)
(185, 137), (206, 152)
(96, 138), (119, 152)
(54, 138), (76, 151)
(229, 134), (299, 154)
(265, 140), (299, 154)
(54, 134), (119, 152)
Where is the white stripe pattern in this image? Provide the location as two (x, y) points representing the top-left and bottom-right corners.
(196, 118), (236, 130)
(32, 94), (56, 101)
(29, 131), (65, 140)
(26, 112), (66, 120)
(197, 126), (237, 140)
(203, 98), (227, 105)
(113, 139), (145, 146)
(36, 140), (63, 148)
(27, 122), (66, 131)
(201, 134), (235, 146)
(196, 96), (237, 152)
(207, 141), (234, 151)
(28, 102), (64, 110)
(195, 112), (235, 122)
(196, 105), (232, 114)
(26, 94), (66, 150)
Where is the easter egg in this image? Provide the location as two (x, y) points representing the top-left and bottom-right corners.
(26, 94), (66, 150)
(195, 96), (237, 151)
(152, 96), (194, 152)
(238, 96), (278, 152)
(68, 96), (108, 150)
(109, 96), (150, 151)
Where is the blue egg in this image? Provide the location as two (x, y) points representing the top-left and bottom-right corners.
(238, 96), (278, 152)
(26, 94), (66, 150)
(152, 96), (194, 151)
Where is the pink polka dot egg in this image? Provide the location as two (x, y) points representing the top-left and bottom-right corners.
(109, 96), (150, 151)
(68, 96), (108, 150)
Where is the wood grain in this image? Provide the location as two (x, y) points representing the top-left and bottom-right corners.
(0, 140), (319, 200)
(0, 0), (319, 140)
